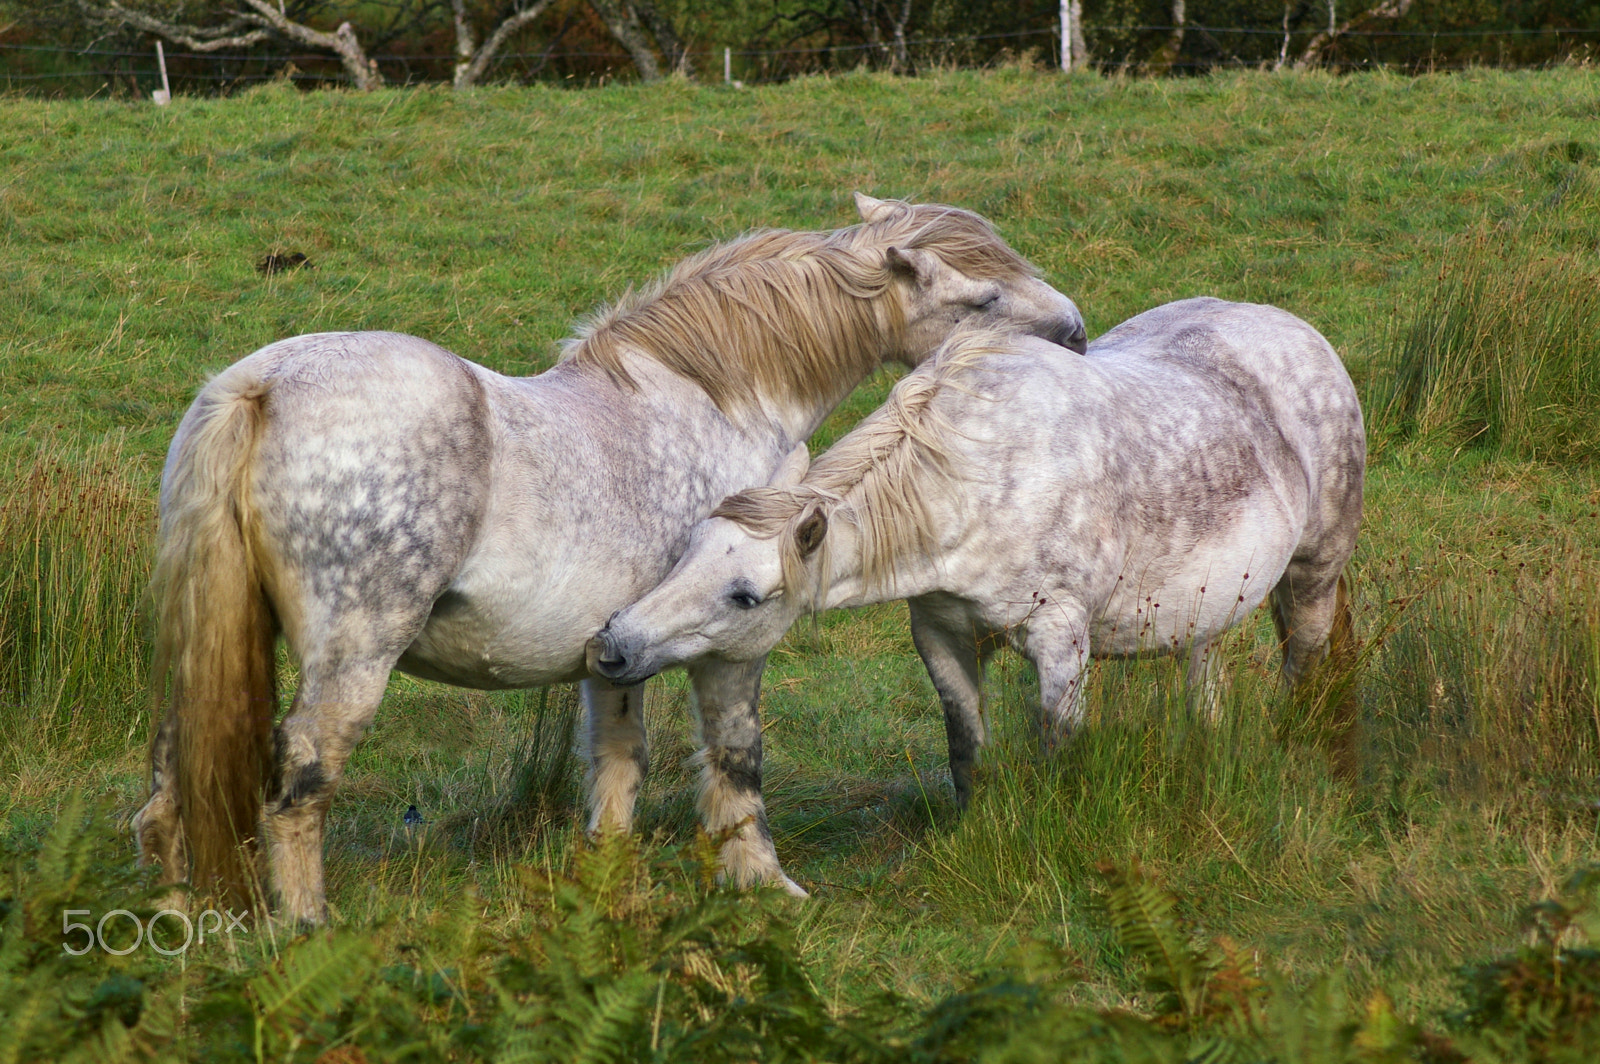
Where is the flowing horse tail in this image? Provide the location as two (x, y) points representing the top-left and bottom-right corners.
(141, 366), (280, 909)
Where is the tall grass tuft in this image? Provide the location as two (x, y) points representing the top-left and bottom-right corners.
(912, 637), (1356, 920)
(1374, 226), (1600, 463)
(0, 443), (154, 757)
(1363, 550), (1600, 816)
(500, 684), (584, 830)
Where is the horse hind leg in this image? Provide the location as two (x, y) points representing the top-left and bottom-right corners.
(1271, 566), (1358, 775)
(1271, 566), (1354, 690)
(267, 656), (393, 926)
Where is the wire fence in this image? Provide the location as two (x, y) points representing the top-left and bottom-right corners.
(2, 23), (1596, 94)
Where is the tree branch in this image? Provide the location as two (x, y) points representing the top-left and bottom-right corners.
(239, 0), (383, 88)
(454, 0), (554, 88)
(79, 0), (382, 88)
(1296, 0), (1415, 69)
(80, 2), (271, 52)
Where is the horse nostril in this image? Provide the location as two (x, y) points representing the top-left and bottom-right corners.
(587, 631), (628, 677)
(1056, 318), (1088, 355)
(592, 631), (628, 673)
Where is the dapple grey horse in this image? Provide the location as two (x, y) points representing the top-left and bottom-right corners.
(591, 298), (1365, 819)
(136, 194), (1086, 922)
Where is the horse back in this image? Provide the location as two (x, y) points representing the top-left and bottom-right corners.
(1090, 297), (1365, 563)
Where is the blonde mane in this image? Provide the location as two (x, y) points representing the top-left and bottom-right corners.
(712, 325), (1019, 602)
(562, 200), (1037, 414)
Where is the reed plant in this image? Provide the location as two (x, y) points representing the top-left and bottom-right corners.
(0, 442), (153, 761)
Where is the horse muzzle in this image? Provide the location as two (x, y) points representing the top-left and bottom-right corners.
(1030, 287), (1088, 354)
(586, 627), (656, 686)
(1051, 315), (1089, 355)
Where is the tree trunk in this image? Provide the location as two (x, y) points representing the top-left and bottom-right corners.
(452, 0), (475, 89)
(631, 0), (688, 75)
(1147, 0), (1185, 75)
(889, 0), (912, 73)
(453, 0), (556, 89)
(588, 0), (661, 81)
(1069, 0), (1088, 71)
(1296, 0), (1414, 69)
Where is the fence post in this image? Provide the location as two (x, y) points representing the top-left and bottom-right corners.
(152, 40), (171, 105)
(724, 46), (731, 84)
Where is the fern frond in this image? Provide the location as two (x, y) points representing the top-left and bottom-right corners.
(250, 931), (375, 1050)
(0, 980), (55, 1064)
(32, 790), (90, 900)
(1098, 861), (1210, 1021)
(498, 969), (657, 1064)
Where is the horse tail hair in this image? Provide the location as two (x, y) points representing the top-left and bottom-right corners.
(150, 368), (279, 909)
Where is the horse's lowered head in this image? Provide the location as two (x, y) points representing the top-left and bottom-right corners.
(850, 193), (1087, 359)
(588, 446), (830, 686)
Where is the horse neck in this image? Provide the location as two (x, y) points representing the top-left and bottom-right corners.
(777, 315), (909, 445)
(816, 503), (942, 613)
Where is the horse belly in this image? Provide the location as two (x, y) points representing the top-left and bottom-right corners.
(398, 569), (613, 689)
(1090, 508), (1297, 658)
(400, 598), (595, 688)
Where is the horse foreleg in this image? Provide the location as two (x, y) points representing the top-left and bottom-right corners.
(266, 660), (391, 927)
(1024, 605), (1092, 752)
(1185, 637), (1225, 721)
(582, 677), (649, 833)
(908, 600), (989, 809)
(686, 657), (805, 897)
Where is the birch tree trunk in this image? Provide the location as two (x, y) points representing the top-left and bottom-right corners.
(588, 0), (662, 81)
(1146, 0), (1185, 75)
(452, 0), (556, 89)
(632, 0), (689, 75)
(889, 0), (912, 73)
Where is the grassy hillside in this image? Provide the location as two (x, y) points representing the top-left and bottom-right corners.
(2, 66), (1599, 1059)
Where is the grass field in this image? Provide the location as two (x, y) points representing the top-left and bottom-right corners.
(3, 66), (1600, 1059)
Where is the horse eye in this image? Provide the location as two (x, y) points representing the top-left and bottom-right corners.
(973, 292), (1000, 310)
(728, 588), (761, 610)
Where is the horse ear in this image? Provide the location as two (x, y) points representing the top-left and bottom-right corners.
(885, 246), (928, 284)
(794, 504), (829, 560)
(770, 443), (810, 488)
(854, 191), (894, 223)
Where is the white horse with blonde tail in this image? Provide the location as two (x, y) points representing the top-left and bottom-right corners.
(136, 195), (1086, 922)
(591, 298), (1365, 815)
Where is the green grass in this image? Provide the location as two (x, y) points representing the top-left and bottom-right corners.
(3, 66), (1600, 1059)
